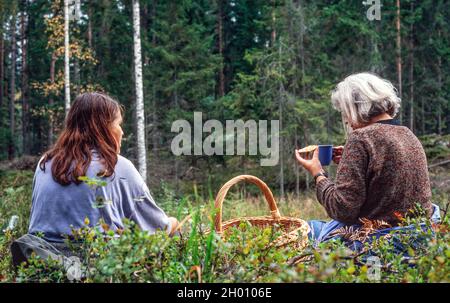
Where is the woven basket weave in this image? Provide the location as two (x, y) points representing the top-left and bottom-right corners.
(214, 175), (310, 250)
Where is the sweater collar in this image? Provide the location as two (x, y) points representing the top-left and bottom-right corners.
(375, 119), (400, 126)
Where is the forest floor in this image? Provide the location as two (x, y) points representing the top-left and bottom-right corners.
(0, 166), (448, 282)
(0, 134), (449, 282)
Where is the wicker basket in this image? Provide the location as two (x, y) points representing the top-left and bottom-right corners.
(214, 175), (311, 250)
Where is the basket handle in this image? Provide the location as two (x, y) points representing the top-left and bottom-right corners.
(214, 175), (281, 233)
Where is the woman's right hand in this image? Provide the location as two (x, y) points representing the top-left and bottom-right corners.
(332, 146), (344, 164)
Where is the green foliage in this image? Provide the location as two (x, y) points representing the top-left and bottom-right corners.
(1, 0), (450, 194)
(0, 170), (448, 283)
(13, 210), (450, 283)
(0, 0), (449, 283)
(419, 134), (450, 161)
(0, 170), (33, 281)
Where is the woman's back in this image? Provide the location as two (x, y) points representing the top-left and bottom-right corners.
(354, 122), (432, 219)
(316, 121), (433, 225)
(29, 151), (171, 242)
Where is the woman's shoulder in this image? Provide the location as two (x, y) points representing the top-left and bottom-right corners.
(34, 152), (142, 183)
(351, 123), (398, 138)
(112, 155), (148, 196)
(117, 154), (134, 168)
(114, 155), (142, 180)
(90, 150), (135, 173)
(352, 123), (413, 141)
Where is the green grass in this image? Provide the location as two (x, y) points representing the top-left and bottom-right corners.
(0, 169), (449, 283)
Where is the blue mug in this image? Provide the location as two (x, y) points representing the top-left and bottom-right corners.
(318, 145), (333, 166)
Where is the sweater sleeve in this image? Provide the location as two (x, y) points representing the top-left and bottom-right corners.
(117, 157), (172, 234)
(316, 133), (369, 224)
(128, 182), (172, 235)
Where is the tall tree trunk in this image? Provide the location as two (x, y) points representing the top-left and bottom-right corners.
(278, 43), (284, 201)
(72, 2), (80, 96)
(74, 57), (80, 95)
(0, 32), (4, 109)
(64, 0), (71, 116)
(271, 2), (276, 46)
(87, 1), (93, 49)
(370, 26), (381, 73)
(290, 0), (303, 198)
(173, 73), (179, 193)
(141, 1), (150, 161)
(86, 0), (94, 85)
(279, 87), (284, 200)
(437, 58), (442, 136)
(421, 97), (424, 134)
(395, 0), (403, 124)
(217, 0), (225, 97)
(437, 29), (442, 136)
(408, 1), (414, 132)
(297, 0), (309, 191)
(151, 0), (158, 158)
(48, 52), (56, 148)
(295, 130), (300, 199)
(9, 12), (17, 159)
(133, 0), (147, 182)
(21, 4), (29, 154)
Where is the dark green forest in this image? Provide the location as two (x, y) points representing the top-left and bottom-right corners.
(0, 0), (449, 284)
(1, 0), (449, 196)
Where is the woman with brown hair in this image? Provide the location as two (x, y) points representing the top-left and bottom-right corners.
(28, 92), (178, 243)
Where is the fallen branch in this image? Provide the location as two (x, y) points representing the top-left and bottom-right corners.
(428, 159), (450, 169)
(286, 252), (314, 266)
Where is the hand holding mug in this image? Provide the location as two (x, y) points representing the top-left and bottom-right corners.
(295, 147), (323, 177)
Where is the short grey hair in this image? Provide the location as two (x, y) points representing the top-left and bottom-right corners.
(331, 73), (401, 126)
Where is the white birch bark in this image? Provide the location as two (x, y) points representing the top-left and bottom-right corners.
(132, 0), (147, 182)
(64, 0), (70, 116)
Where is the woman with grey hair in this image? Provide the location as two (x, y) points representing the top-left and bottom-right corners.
(295, 72), (440, 245)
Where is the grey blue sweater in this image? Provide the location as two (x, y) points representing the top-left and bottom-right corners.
(29, 152), (171, 242)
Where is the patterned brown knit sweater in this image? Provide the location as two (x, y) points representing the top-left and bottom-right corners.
(316, 122), (432, 226)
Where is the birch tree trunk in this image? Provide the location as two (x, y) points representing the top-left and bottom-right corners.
(9, 12), (17, 159)
(133, 0), (147, 182)
(64, 0), (70, 117)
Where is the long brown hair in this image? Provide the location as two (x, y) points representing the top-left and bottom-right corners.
(40, 92), (124, 185)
